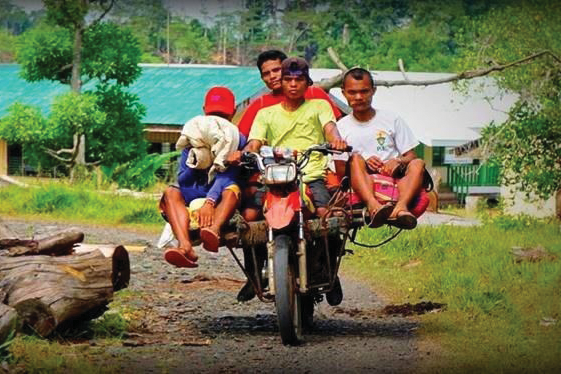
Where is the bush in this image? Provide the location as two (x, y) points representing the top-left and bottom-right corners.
(105, 151), (179, 191)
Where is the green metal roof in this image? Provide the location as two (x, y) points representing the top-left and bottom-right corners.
(0, 64), (265, 125)
(1, 64), (71, 117)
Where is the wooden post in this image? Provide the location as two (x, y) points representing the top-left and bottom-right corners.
(0, 139), (7, 175)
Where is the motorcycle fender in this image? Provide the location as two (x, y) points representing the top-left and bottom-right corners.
(264, 195), (296, 229)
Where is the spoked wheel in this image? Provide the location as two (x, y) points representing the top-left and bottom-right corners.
(273, 234), (302, 345)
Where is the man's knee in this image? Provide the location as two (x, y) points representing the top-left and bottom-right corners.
(163, 186), (183, 202)
(349, 153), (366, 166)
(242, 208), (261, 222)
(407, 159), (425, 174)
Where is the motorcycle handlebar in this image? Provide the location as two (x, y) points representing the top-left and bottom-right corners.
(240, 143), (352, 164)
(309, 143), (353, 154)
(326, 144), (353, 153)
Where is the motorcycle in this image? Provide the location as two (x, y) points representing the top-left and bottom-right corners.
(227, 143), (360, 345)
(159, 143), (430, 345)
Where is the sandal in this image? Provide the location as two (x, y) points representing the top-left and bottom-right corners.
(200, 228), (220, 253)
(164, 248), (198, 268)
(366, 203), (393, 228)
(388, 210), (417, 230)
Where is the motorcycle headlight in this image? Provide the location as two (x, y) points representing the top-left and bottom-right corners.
(263, 163), (297, 184)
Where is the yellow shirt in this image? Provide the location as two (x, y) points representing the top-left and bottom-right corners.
(249, 99), (335, 182)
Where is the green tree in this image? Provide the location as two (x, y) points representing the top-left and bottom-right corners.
(458, 0), (561, 199)
(13, 0), (145, 174)
(110, 0), (168, 63)
(0, 0), (31, 35)
(0, 28), (16, 62)
(168, 18), (212, 63)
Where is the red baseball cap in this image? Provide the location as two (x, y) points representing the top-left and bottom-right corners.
(204, 86), (235, 117)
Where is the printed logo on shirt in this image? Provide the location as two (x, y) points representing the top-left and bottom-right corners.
(376, 130), (388, 151)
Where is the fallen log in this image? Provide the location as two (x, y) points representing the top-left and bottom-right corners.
(0, 218), (17, 240)
(0, 303), (17, 344)
(0, 246), (129, 337)
(0, 228), (84, 257)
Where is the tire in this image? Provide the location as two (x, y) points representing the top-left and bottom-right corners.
(274, 234), (302, 345)
(301, 295), (315, 331)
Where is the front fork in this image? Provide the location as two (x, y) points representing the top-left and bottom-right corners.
(296, 210), (308, 293)
(266, 208), (308, 296)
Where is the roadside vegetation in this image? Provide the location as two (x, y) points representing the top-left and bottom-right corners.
(1, 181), (558, 372)
(0, 181), (163, 231)
(3, 290), (139, 373)
(344, 213), (561, 372)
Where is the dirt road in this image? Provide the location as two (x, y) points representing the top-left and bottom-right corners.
(4, 218), (429, 373)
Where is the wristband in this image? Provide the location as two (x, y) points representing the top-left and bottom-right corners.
(205, 198), (215, 207)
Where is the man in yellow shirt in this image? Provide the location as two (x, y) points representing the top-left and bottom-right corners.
(229, 57), (348, 306)
(241, 57), (348, 217)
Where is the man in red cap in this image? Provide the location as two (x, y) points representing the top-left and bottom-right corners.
(159, 86), (247, 268)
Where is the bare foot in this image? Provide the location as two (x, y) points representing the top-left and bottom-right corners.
(177, 243), (198, 262)
(200, 226), (220, 253)
(389, 202), (408, 219)
(387, 204), (417, 230)
(164, 247), (198, 268)
(366, 199), (383, 217)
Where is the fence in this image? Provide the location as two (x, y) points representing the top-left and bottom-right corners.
(446, 163), (500, 204)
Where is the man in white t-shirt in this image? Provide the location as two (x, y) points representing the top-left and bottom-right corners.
(333, 68), (426, 229)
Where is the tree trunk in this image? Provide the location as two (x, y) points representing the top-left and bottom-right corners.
(0, 303), (17, 344)
(71, 25), (83, 94)
(0, 246), (130, 337)
(342, 23), (349, 45)
(0, 228), (84, 257)
(555, 188), (561, 220)
(71, 23), (86, 166)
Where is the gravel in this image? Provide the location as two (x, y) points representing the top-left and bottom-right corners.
(3, 217), (426, 373)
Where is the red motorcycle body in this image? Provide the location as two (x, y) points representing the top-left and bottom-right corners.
(263, 189), (302, 229)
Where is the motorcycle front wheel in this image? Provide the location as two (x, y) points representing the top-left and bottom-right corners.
(273, 234), (302, 345)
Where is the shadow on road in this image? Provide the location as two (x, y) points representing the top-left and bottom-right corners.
(201, 313), (418, 339)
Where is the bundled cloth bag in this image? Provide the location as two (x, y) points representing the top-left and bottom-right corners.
(326, 172), (430, 218)
(176, 115), (240, 182)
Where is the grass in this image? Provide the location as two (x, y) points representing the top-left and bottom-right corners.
(0, 182), (163, 231)
(4, 289), (142, 373)
(2, 180), (559, 371)
(7, 336), (118, 374)
(343, 214), (561, 372)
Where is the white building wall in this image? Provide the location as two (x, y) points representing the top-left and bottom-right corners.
(501, 185), (556, 218)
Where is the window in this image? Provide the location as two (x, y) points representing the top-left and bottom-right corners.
(432, 146), (445, 166)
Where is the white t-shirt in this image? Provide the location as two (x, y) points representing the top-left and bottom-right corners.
(333, 109), (419, 162)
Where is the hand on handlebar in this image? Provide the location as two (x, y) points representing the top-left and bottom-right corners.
(328, 139), (352, 152)
(226, 150), (242, 166)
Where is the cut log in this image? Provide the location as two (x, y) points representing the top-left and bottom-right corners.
(0, 218), (17, 240)
(1, 228), (84, 257)
(0, 246), (129, 337)
(0, 303), (17, 344)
